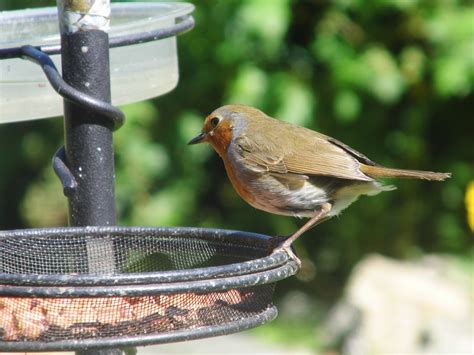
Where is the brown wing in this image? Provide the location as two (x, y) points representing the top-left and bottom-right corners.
(283, 130), (374, 181)
(236, 120), (373, 182)
(235, 134), (288, 173)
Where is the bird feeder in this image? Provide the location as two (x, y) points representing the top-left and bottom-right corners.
(0, 1), (299, 353)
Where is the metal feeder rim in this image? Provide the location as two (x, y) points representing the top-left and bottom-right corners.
(0, 305), (277, 351)
(0, 226), (299, 296)
(0, 252), (289, 287)
(0, 3), (194, 60)
(0, 259), (297, 297)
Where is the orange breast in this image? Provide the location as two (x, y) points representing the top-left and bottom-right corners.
(221, 154), (256, 206)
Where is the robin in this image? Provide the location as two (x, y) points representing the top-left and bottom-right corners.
(188, 104), (451, 262)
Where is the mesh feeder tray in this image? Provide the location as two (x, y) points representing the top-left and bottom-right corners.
(0, 226), (299, 351)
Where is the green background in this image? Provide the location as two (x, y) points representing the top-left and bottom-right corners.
(1, 0), (472, 350)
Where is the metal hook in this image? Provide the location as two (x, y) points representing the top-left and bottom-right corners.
(20, 45), (125, 196)
(20, 45), (124, 130)
(52, 146), (77, 197)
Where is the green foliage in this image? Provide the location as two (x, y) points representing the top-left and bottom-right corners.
(1, 0), (472, 348)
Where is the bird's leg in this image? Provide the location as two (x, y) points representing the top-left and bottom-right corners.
(281, 202), (332, 248)
(273, 203), (332, 265)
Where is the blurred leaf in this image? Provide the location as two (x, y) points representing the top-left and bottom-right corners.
(130, 181), (195, 226)
(234, 0), (291, 57)
(425, 6), (474, 97)
(226, 64), (268, 105)
(21, 168), (67, 227)
(273, 73), (315, 126)
(433, 56), (472, 97)
(400, 46), (426, 85)
(334, 89), (361, 123)
(361, 46), (405, 103)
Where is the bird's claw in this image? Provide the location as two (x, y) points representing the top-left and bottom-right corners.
(272, 244), (301, 268)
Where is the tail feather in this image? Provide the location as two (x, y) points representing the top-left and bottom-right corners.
(360, 164), (451, 181)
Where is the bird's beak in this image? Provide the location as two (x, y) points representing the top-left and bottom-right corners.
(187, 132), (207, 145)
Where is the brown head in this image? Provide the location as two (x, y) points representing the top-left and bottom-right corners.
(188, 105), (264, 156)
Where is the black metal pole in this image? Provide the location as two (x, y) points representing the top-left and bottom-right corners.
(61, 30), (116, 227)
(57, 1), (121, 354)
(61, 33), (122, 355)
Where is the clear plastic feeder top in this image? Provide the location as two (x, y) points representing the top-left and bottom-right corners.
(0, 2), (194, 123)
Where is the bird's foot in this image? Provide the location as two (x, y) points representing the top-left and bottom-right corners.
(271, 240), (301, 268)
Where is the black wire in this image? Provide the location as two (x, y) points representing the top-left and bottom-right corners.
(19, 45), (125, 195)
(52, 146), (77, 197)
(20, 45), (124, 130)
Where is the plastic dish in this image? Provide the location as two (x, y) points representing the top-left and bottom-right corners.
(0, 3), (194, 123)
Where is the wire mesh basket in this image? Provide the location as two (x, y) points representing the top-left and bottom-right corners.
(0, 226), (298, 351)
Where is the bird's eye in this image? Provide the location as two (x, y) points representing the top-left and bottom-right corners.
(210, 117), (220, 128)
